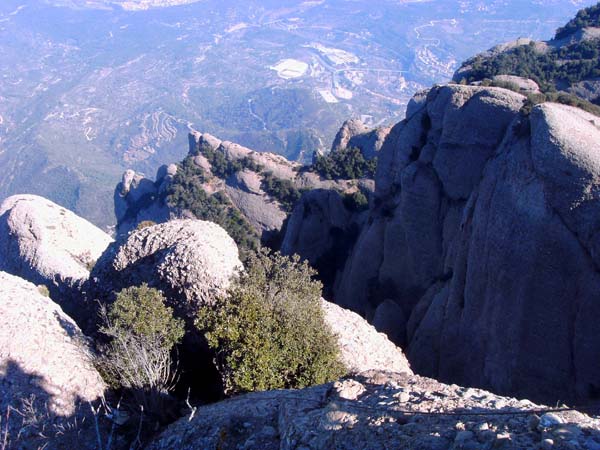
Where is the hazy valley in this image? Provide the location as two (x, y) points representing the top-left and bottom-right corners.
(0, 0), (596, 227)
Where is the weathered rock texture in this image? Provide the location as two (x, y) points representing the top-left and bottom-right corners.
(321, 299), (412, 376)
(295, 84), (600, 404)
(89, 219), (242, 319)
(116, 130), (371, 240)
(0, 271), (105, 419)
(147, 369), (600, 450)
(0, 195), (113, 300)
(331, 118), (389, 159)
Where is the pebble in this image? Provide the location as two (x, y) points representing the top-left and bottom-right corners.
(493, 432), (512, 449)
(475, 422), (489, 432)
(335, 379), (366, 401)
(528, 415), (541, 431)
(541, 438), (554, 449)
(395, 391), (410, 403)
(540, 413), (563, 428)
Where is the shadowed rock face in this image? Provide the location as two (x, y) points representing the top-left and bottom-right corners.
(0, 271), (105, 420)
(115, 130), (373, 241)
(301, 84), (600, 403)
(0, 194), (113, 304)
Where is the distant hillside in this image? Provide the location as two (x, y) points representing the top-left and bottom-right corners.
(556, 3), (600, 39)
(454, 3), (600, 108)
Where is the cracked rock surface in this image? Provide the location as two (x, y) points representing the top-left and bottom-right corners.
(147, 370), (600, 450)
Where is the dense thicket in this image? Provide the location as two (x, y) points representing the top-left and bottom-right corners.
(196, 249), (346, 394)
(261, 171), (306, 212)
(312, 147), (377, 180)
(462, 40), (600, 95)
(555, 3), (600, 39)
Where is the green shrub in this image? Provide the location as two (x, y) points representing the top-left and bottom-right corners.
(343, 189), (369, 212)
(460, 37), (600, 97)
(261, 171), (306, 212)
(199, 144), (263, 179)
(313, 147), (377, 180)
(196, 249), (346, 394)
(97, 284), (185, 413)
(555, 4), (600, 40)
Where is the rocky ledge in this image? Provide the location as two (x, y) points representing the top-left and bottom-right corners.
(148, 370), (600, 450)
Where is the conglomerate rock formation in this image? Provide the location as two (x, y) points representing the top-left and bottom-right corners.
(292, 83), (600, 404)
(147, 369), (600, 450)
(89, 219), (242, 320)
(0, 271), (105, 432)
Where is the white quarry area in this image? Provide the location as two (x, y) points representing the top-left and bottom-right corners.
(318, 89), (339, 103)
(270, 59), (309, 79)
(334, 86), (353, 100)
(309, 43), (359, 65)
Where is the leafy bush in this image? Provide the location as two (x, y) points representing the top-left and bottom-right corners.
(97, 284), (184, 414)
(166, 157), (260, 257)
(261, 171), (306, 212)
(313, 147), (377, 180)
(196, 249), (346, 394)
(343, 189), (369, 212)
(199, 145), (263, 179)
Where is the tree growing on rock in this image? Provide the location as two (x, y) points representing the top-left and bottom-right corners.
(197, 248), (346, 394)
(97, 284), (185, 417)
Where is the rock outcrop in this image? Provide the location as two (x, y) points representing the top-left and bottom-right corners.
(330, 119), (389, 159)
(147, 369), (600, 450)
(293, 83), (600, 404)
(89, 219), (242, 319)
(116, 130), (371, 240)
(0, 271), (105, 426)
(0, 195), (113, 302)
(321, 299), (412, 376)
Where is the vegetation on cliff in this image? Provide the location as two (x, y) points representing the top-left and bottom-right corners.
(197, 249), (346, 394)
(313, 147), (377, 180)
(166, 157), (260, 256)
(97, 284), (184, 416)
(462, 40), (600, 95)
(555, 3), (600, 39)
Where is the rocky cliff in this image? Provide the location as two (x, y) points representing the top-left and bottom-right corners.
(0, 271), (106, 448)
(283, 83), (600, 404)
(115, 129), (379, 244)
